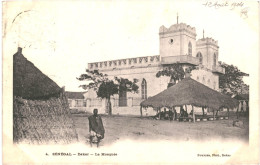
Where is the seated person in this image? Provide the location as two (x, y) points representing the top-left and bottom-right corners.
(180, 108), (184, 117)
(188, 110), (193, 118)
(183, 110), (188, 117)
(154, 111), (164, 120)
(163, 108), (169, 120)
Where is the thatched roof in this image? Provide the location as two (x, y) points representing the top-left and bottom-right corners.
(141, 77), (238, 110)
(234, 94), (249, 101)
(13, 48), (62, 99)
(65, 92), (86, 99)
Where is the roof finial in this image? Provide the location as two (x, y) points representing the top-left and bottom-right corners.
(203, 29), (205, 39)
(18, 47), (22, 55)
(177, 12), (179, 24)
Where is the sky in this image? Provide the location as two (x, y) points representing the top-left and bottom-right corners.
(3, 0), (259, 92)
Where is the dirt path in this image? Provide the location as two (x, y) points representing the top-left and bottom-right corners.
(71, 113), (249, 146)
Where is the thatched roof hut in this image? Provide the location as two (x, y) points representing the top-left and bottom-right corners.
(13, 47), (62, 99)
(13, 47), (78, 144)
(141, 77), (238, 110)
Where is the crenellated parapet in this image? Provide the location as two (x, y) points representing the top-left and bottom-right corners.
(88, 55), (160, 70)
(197, 37), (219, 48)
(159, 23), (196, 37)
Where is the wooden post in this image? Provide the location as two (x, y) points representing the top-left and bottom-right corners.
(202, 107), (205, 117)
(157, 108), (161, 120)
(173, 106), (176, 120)
(213, 109), (215, 121)
(140, 106), (143, 118)
(192, 105), (195, 123)
(227, 108), (230, 119)
(236, 105), (239, 119)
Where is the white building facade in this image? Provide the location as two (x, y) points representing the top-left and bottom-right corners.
(66, 92), (87, 112)
(84, 22), (225, 116)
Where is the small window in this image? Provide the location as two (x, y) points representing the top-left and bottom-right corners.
(213, 53), (217, 66)
(68, 100), (72, 107)
(141, 79), (147, 99)
(83, 101), (87, 107)
(196, 52), (203, 64)
(119, 90), (127, 107)
(75, 100), (79, 107)
(169, 38), (173, 44)
(188, 42), (192, 56)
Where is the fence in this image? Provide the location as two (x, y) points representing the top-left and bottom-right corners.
(89, 98), (102, 107)
(113, 98), (143, 107)
(68, 99), (87, 108)
(77, 97), (144, 108)
(13, 95), (78, 144)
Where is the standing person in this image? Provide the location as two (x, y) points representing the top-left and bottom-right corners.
(164, 108), (169, 120)
(88, 109), (105, 147)
(180, 108), (184, 117)
(169, 109), (173, 121)
(173, 107), (177, 120)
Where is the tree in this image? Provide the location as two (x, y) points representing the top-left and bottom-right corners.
(156, 63), (195, 88)
(77, 69), (139, 115)
(218, 62), (249, 96)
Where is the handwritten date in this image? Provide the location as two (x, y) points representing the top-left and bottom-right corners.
(202, 1), (244, 10)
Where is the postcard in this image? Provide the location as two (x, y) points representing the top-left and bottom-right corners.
(2, 0), (259, 164)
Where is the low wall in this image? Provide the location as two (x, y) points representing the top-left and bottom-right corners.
(83, 106), (157, 116)
(13, 95), (78, 144)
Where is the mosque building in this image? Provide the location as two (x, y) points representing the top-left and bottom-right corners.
(83, 19), (225, 116)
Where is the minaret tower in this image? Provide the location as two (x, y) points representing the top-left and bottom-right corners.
(159, 14), (197, 65)
(196, 32), (220, 72)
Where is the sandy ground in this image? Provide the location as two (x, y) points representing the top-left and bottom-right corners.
(71, 112), (249, 147)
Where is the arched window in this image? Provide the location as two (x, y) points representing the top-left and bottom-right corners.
(196, 52), (203, 64)
(119, 81), (127, 107)
(141, 79), (147, 99)
(213, 53), (217, 66)
(188, 42), (192, 56)
(119, 90), (127, 107)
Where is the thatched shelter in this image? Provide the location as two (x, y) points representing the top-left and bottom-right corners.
(13, 47), (78, 144)
(140, 77), (238, 121)
(234, 94), (249, 101)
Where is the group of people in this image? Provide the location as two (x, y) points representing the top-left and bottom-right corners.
(154, 107), (194, 121)
(154, 108), (177, 121)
